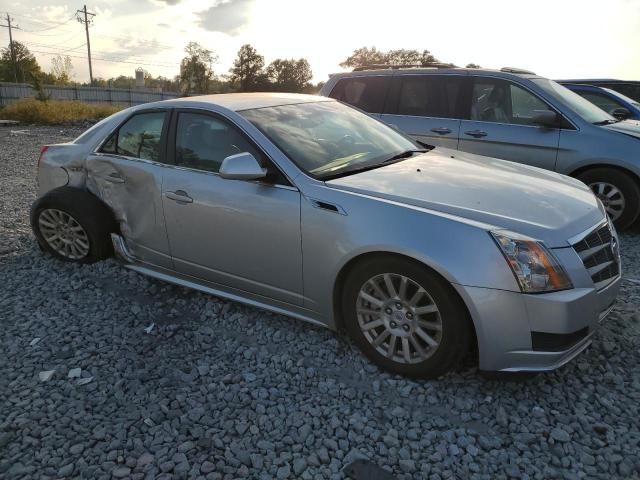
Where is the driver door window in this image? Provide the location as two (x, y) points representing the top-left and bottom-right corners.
(470, 79), (552, 126)
(175, 113), (261, 173)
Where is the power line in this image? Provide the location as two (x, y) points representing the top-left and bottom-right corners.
(29, 49), (180, 69)
(22, 40), (87, 54)
(13, 14), (75, 33)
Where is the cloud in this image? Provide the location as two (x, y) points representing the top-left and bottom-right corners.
(196, 0), (254, 35)
(154, 0), (182, 4)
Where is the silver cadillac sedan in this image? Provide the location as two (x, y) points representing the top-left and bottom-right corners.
(31, 93), (621, 378)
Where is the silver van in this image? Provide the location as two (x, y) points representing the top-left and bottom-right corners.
(320, 67), (640, 230)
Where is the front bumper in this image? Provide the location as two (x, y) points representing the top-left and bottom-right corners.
(454, 274), (621, 372)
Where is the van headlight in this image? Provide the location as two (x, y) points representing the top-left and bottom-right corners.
(491, 231), (573, 293)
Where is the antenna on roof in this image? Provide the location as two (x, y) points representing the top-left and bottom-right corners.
(500, 67), (536, 75)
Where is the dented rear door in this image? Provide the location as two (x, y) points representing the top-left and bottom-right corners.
(85, 109), (173, 269)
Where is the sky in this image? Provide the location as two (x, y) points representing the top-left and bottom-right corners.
(2, 0), (640, 86)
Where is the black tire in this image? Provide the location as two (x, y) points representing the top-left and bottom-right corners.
(577, 168), (640, 231)
(31, 187), (117, 263)
(341, 256), (472, 379)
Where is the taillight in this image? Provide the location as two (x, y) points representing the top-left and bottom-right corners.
(38, 146), (49, 167)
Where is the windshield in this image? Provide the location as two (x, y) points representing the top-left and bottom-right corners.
(533, 79), (616, 124)
(240, 101), (419, 179)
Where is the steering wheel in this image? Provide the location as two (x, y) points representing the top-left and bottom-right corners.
(337, 134), (355, 148)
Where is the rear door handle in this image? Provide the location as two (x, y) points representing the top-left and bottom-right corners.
(430, 127), (452, 135)
(105, 172), (125, 184)
(165, 190), (193, 204)
(464, 130), (488, 138)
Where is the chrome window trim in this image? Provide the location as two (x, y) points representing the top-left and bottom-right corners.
(90, 152), (298, 192)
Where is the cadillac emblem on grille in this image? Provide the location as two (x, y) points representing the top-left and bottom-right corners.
(611, 236), (619, 258)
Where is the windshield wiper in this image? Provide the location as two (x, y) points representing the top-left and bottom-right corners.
(593, 119), (620, 125)
(320, 150), (429, 181)
(383, 149), (430, 163)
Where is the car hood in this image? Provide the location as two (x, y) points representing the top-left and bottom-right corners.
(327, 148), (605, 248)
(602, 119), (640, 138)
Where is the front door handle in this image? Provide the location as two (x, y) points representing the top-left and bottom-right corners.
(464, 130), (488, 138)
(165, 190), (193, 204)
(430, 127), (452, 135)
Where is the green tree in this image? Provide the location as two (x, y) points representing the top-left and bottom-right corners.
(0, 41), (43, 83)
(229, 44), (266, 92)
(386, 49), (437, 66)
(340, 46), (447, 69)
(50, 55), (73, 84)
(266, 58), (312, 93)
(466, 63), (481, 68)
(179, 42), (218, 94)
(339, 47), (386, 68)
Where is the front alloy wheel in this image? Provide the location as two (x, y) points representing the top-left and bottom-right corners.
(589, 182), (625, 221)
(357, 273), (443, 364)
(342, 257), (472, 379)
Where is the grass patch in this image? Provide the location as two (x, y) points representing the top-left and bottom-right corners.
(0, 98), (122, 125)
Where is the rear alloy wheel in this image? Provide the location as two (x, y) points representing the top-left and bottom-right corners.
(342, 257), (471, 379)
(577, 168), (640, 230)
(31, 187), (117, 263)
(38, 208), (91, 260)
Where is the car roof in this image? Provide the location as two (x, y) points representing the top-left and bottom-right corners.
(166, 92), (331, 111)
(557, 79), (639, 84)
(328, 67), (542, 80)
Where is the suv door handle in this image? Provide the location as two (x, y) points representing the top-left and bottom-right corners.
(464, 130), (488, 138)
(430, 127), (451, 135)
(165, 190), (193, 204)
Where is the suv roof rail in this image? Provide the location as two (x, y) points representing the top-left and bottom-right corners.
(352, 62), (458, 72)
(500, 67), (536, 75)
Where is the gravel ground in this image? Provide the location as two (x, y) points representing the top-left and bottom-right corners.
(1, 126), (640, 480)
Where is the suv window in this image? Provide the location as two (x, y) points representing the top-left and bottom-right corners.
(100, 111), (166, 161)
(175, 112), (262, 174)
(395, 75), (463, 118)
(575, 91), (626, 115)
(329, 76), (390, 113)
(471, 78), (551, 126)
(602, 83), (640, 102)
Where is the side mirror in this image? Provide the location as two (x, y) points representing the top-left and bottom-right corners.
(610, 107), (631, 121)
(219, 152), (267, 180)
(531, 110), (559, 128)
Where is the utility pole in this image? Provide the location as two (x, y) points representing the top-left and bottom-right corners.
(75, 5), (95, 85)
(1, 14), (20, 83)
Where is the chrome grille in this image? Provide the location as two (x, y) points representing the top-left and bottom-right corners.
(572, 223), (620, 289)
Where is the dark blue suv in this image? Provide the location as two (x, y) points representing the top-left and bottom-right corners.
(560, 83), (640, 121)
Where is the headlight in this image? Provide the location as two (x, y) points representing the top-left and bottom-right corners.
(491, 231), (573, 293)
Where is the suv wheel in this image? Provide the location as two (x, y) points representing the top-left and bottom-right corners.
(341, 256), (471, 379)
(577, 168), (640, 230)
(31, 187), (117, 263)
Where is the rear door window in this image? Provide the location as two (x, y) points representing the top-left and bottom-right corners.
(100, 111), (166, 162)
(394, 75), (463, 118)
(328, 76), (391, 113)
(386, 75), (464, 119)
